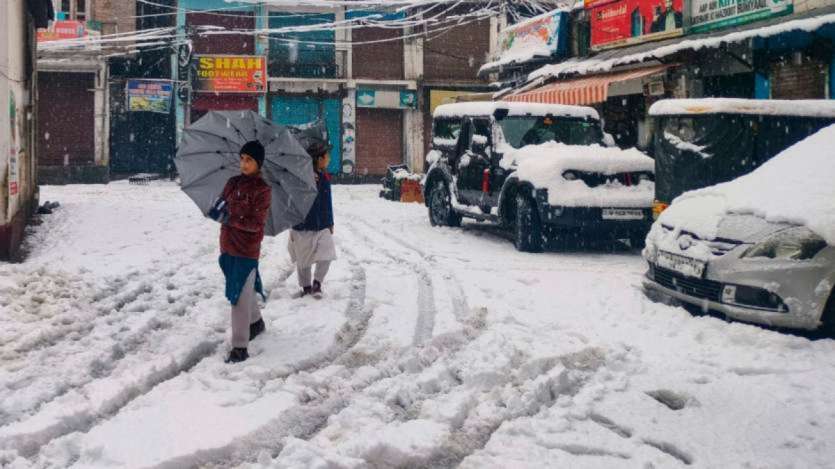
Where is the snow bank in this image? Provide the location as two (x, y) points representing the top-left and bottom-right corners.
(650, 98), (835, 118)
(652, 123), (835, 246)
(433, 102), (598, 121)
(506, 142), (654, 207)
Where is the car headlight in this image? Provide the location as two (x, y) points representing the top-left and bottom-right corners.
(562, 171), (578, 181)
(741, 227), (827, 260)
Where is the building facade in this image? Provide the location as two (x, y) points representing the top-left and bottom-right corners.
(0, 0), (53, 260)
(500, 0), (835, 152)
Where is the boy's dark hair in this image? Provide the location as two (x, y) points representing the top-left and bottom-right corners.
(240, 140), (265, 168)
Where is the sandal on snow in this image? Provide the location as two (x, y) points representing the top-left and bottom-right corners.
(312, 281), (323, 300)
(225, 347), (249, 364)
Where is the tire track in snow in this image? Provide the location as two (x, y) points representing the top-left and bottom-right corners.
(145, 244), (373, 469)
(340, 220), (438, 347)
(0, 262), (207, 424)
(0, 262), (228, 457)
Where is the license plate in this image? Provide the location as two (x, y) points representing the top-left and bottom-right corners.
(657, 251), (707, 278)
(602, 208), (644, 220)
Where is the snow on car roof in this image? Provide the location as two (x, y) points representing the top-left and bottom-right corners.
(433, 102), (599, 120)
(656, 124), (835, 244)
(649, 98), (835, 118)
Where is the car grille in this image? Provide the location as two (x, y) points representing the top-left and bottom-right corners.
(651, 265), (723, 302)
(574, 171), (653, 188)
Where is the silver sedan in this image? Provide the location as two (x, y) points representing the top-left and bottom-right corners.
(643, 214), (835, 332)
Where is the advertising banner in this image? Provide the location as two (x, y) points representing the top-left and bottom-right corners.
(127, 80), (172, 114)
(356, 89), (416, 109)
(497, 10), (568, 63)
(689, 0), (793, 33)
(36, 20), (85, 42)
(589, 0), (684, 50)
(192, 55), (267, 94)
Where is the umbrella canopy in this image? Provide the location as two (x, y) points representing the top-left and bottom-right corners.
(175, 110), (317, 236)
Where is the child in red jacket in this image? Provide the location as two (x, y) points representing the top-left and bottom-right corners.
(214, 140), (271, 364)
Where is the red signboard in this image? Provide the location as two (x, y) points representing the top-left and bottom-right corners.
(192, 55), (267, 94)
(37, 20), (86, 42)
(589, 0), (683, 50)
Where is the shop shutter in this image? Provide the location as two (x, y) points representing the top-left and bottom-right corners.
(770, 56), (827, 99)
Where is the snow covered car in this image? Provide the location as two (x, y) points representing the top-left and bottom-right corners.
(649, 98), (835, 218)
(423, 101), (655, 251)
(643, 124), (835, 332)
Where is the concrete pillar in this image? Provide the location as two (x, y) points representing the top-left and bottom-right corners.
(404, 25), (424, 173)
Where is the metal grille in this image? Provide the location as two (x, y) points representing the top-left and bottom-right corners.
(652, 266), (723, 303)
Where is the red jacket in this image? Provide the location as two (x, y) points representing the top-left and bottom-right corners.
(220, 174), (271, 259)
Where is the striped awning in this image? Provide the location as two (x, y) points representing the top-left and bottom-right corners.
(504, 64), (671, 106)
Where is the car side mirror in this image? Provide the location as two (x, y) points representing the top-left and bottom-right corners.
(471, 135), (489, 155)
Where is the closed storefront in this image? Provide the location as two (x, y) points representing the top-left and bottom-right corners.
(356, 108), (403, 176)
(37, 72), (95, 166)
(770, 54), (828, 99)
(270, 94), (342, 174)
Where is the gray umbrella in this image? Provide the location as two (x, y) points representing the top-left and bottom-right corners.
(174, 110), (317, 236)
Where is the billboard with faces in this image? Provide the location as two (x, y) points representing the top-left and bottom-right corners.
(587, 0), (684, 50)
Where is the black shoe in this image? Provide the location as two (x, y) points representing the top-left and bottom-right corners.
(298, 286), (312, 298)
(225, 347), (249, 364)
(249, 318), (265, 341)
(312, 281), (323, 299)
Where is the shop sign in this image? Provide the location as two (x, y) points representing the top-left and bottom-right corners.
(688, 0), (793, 33)
(37, 20), (86, 42)
(589, 0), (684, 50)
(126, 79), (172, 114)
(192, 55), (267, 94)
(497, 10), (568, 63)
(357, 88), (416, 109)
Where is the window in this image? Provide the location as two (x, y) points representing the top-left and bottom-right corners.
(499, 116), (602, 148)
(433, 118), (463, 148)
(58, 0), (86, 20)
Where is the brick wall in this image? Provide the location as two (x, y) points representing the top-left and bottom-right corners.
(352, 27), (405, 80)
(356, 108), (403, 176)
(424, 16), (491, 83)
(93, 0), (136, 35)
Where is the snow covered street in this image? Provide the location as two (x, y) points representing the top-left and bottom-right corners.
(2, 182), (835, 468)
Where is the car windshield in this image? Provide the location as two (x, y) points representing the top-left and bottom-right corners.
(499, 116), (602, 149)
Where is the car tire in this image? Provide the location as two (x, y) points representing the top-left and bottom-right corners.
(427, 180), (461, 227)
(629, 233), (647, 250)
(513, 193), (543, 252)
(818, 290), (835, 337)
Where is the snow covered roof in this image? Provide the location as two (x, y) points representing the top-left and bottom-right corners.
(433, 101), (599, 120)
(529, 9), (835, 82)
(657, 124), (835, 244)
(649, 99), (835, 118)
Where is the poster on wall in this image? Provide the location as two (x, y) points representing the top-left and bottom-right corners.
(356, 89), (417, 109)
(588, 0), (684, 50)
(8, 92), (18, 197)
(192, 55), (267, 94)
(688, 0), (792, 33)
(126, 79), (172, 113)
(341, 90), (356, 175)
(497, 10), (568, 63)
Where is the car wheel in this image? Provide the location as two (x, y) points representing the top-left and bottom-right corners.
(629, 233), (647, 250)
(818, 289), (835, 337)
(428, 180), (461, 227)
(513, 193), (543, 252)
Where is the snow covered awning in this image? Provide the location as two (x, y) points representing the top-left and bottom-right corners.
(529, 7), (835, 82)
(649, 98), (835, 117)
(504, 64), (670, 106)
